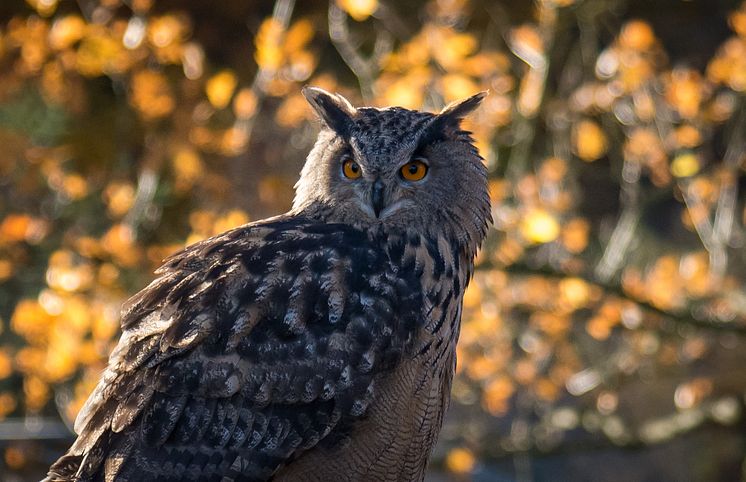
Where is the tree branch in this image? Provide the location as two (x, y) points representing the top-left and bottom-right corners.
(493, 262), (746, 334)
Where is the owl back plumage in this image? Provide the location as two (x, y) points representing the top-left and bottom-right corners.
(47, 88), (491, 482)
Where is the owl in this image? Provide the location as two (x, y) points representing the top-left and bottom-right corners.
(46, 87), (491, 482)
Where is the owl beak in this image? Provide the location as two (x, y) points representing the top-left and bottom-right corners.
(371, 179), (385, 218)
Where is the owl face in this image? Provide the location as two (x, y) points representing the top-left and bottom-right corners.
(316, 106), (456, 226)
(294, 88), (491, 248)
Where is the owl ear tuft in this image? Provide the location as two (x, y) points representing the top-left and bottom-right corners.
(418, 91), (487, 146)
(302, 86), (356, 138)
(437, 91), (487, 123)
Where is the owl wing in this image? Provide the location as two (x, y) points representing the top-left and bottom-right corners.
(47, 217), (424, 482)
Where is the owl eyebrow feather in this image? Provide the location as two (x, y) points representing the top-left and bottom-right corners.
(414, 119), (450, 152)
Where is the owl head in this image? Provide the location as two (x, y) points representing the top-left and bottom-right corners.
(294, 87), (491, 253)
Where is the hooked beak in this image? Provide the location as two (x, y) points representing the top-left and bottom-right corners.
(371, 179), (385, 218)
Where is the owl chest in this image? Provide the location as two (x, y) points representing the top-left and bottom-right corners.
(326, 238), (466, 477)
(273, 244), (466, 481)
(274, 355), (454, 482)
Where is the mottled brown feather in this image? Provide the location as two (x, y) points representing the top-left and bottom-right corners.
(48, 89), (490, 482)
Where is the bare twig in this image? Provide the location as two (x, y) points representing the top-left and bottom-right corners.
(327, 3), (379, 100)
(678, 100), (745, 284)
(230, 0), (296, 155)
(594, 157), (641, 283)
(709, 104), (746, 281)
(680, 180), (716, 251)
(503, 4), (558, 180)
(373, 2), (412, 40)
(123, 166), (159, 234)
(251, 0), (296, 96)
(496, 263), (746, 333)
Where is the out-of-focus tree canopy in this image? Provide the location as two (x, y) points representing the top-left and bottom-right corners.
(0, 0), (745, 479)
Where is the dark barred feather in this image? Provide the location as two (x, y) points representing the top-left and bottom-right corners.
(47, 216), (425, 481)
(47, 88), (491, 482)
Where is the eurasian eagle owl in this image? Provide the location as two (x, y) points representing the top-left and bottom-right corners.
(47, 87), (491, 481)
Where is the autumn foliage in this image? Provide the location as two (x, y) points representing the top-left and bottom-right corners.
(0, 0), (745, 478)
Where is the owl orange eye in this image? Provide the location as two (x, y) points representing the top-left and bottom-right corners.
(400, 159), (428, 182)
(342, 158), (362, 179)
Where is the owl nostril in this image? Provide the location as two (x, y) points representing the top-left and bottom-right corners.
(371, 179), (385, 218)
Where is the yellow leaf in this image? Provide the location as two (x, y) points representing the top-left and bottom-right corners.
(671, 153), (700, 178)
(63, 174), (88, 200)
(15, 348), (46, 375)
(586, 316), (612, 340)
(171, 148), (203, 190)
(534, 377), (560, 401)
(462, 52), (510, 77)
(673, 125), (701, 148)
(276, 93), (311, 127)
(462, 283), (482, 309)
(0, 214), (32, 242)
(148, 15), (186, 48)
(381, 34), (431, 71)
(283, 19), (314, 53)
(382, 81), (423, 109)
(666, 69), (702, 119)
(432, 29), (477, 70)
(233, 88), (258, 119)
(730, 9), (746, 37)
(0, 259), (12, 281)
(5, 446), (25, 469)
(559, 277), (590, 309)
(214, 210), (250, 234)
(49, 15), (86, 50)
(101, 224), (139, 267)
(258, 175), (294, 207)
(220, 126), (249, 155)
(63, 296), (91, 333)
(483, 376), (514, 415)
(0, 350), (12, 379)
(76, 28), (128, 76)
(619, 20), (655, 51)
(104, 182), (135, 218)
(24, 375), (50, 410)
(446, 447), (476, 474)
(562, 218), (590, 253)
(379, 69), (430, 108)
(255, 18), (285, 71)
(189, 210), (216, 234)
(0, 393), (17, 420)
(132, 0), (153, 12)
(206, 69), (238, 109)
(25, 0), (58, 17)
(130, 69), (174, 120)
(521, 209), (560, 244)
(441, 74), (479, 103)
(573, 120), (608, 161)
(12, 301), (53, 345)
(337, 0), (379, 21)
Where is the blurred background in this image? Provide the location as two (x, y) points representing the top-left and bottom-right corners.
(0, 0), (745, 480)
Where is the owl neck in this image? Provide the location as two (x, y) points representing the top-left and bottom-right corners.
(292, 202), (485, 282)
(289, 202), (491, 274)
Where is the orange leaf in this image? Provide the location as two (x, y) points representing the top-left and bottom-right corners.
(337, 0), (379, 21)
(206, 69), (238, 109)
